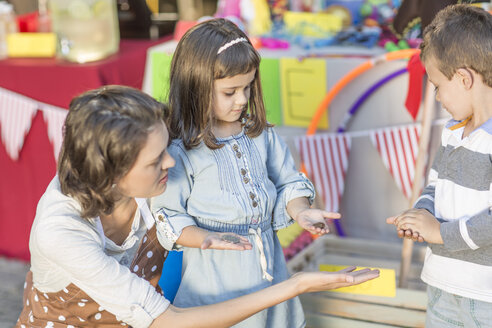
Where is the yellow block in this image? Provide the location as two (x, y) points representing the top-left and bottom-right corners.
(280, 58), (328, 129)
(284, 11), (342, 37)
(7, 33), (56, 58)
(277, 221), (304, 248)
(319, 264), (396, 297)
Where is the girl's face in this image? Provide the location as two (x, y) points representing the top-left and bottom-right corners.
(425, 56), (473, 121)
(212, 70), (256, 129)
(116, 121), (175, 199)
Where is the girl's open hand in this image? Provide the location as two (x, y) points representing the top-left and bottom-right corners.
(293, 266), (380, 293)
(201, 232), (253, 250)
(295, 209), (341, 235)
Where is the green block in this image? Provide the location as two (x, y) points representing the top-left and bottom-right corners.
(259, 58), (282, 125)
(151, 51), (173, 103)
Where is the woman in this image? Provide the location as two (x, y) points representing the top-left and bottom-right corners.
(16, 85), (379, 328)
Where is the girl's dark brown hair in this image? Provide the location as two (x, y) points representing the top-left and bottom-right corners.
(57, 85), (168, 219)
(168, 18), (271, 150)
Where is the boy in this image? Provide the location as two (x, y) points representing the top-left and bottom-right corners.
(386, 4), (492, 327)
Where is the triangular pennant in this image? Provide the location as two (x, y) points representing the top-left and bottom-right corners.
(370, 124), (422, 199)
(0, 88), (38, 161)
(296, 134), (352, 213)
(41, 104), (68, 161)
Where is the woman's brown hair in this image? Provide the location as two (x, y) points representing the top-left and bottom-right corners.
(57, 85), (168, 219)
(168, 18), (271, 150)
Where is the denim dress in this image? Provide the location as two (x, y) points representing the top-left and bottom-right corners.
(152, 127), (314, 328)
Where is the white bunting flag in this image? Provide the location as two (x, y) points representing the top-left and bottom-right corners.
(370, 124), (421, 199)
(296, 134), (351, 213)
(0, 88), (38, 161)
(41, 104), (68, 161)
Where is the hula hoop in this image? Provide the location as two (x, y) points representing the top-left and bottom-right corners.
(307, 48), (420, 135)
(303, 48), (420, 237)
(337, 67), (408, 133)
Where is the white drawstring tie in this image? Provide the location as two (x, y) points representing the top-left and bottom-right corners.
(249, 227), (273, 282)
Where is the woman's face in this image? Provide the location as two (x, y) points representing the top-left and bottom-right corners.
(116, 121), (175, 199)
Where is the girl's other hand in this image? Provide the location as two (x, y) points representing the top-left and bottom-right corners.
(293, 266), (380, 294)
(295, 209), (341, 235)
(201, 232), (253, 250)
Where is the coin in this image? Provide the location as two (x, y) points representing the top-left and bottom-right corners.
(313, 222), (326, 229)
(221, 234), (240, 244)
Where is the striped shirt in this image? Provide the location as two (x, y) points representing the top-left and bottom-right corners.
(414, 117), (492, 302)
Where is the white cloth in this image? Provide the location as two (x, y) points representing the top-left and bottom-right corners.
(29, 177), (170, 328)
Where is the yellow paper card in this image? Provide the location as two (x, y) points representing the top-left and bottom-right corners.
(319, 264), (396, 297)
(280, 58), (328, 129)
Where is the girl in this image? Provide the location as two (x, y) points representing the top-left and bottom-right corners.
(16, 85), (379, 328)
(152, 19), (343, 327)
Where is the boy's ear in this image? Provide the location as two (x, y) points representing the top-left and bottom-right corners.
(456, 68), (474, 90)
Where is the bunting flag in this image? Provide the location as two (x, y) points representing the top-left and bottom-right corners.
(296, 134), (351, 213)
(41, 104), (68, 161)
(369, 124), (421, 199)
(0, 88), (38, 161)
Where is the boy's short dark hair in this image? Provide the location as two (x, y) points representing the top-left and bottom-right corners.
(420, 4), (492, 87)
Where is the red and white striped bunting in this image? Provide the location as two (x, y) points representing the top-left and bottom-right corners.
(0, 87), (68, 161)
(296, 134), (351, 213)
(369, 124), (421, 199)
(40, 104), (68, 161)
(0, 88), (38, 160)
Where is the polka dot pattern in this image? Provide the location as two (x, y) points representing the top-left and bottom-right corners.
(15, 225), (167, 328)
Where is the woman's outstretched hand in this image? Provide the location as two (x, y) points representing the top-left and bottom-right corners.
(201, 232), (253, 250)
(292, 266), (380, 294)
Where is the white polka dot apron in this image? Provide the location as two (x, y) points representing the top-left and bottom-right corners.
(16, 223), (168, 328)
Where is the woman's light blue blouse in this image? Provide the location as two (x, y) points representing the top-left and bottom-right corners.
(152, 127), (315, 249)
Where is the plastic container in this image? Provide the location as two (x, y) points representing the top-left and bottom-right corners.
(0, 1), (18, 59)
(49, 0), (119, 63)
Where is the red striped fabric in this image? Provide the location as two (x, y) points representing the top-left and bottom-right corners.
(296, 134), (351, 213)
(0, 88), (38, 161)
(370, 124), (421, 199)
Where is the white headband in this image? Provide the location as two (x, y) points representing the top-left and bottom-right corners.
(217, 37), (248, 55)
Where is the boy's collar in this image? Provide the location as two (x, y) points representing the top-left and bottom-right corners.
(448, 116), (472, 130)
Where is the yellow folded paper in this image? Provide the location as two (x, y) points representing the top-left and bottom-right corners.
(7, 33), (56, 58)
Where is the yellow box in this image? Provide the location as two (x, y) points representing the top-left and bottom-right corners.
(284, 11), (342, 37)
(7, 33), (56, 58)
(319, 264), (396, 297)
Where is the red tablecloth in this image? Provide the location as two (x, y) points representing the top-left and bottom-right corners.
(0, 37), (170, 261)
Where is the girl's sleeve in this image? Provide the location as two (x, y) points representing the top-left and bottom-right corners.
(152, 143), (197, 250)
(266, 128), (315, 230)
